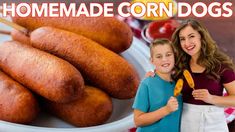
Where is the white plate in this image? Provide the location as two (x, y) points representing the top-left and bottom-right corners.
(0, 18), (154, 132)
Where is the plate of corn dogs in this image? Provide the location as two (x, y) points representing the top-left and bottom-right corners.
(0, 15), (153, 132)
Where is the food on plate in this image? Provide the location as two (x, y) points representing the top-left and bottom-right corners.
(183, 69), (195, 89)
(5, 19), (139, 99)
(0, 16), (140, 127)
(44, 86), (113, 127)
(27, 27), (139, 99)
(0, 41), (84, 103)
(0, 70), (39, 124)
(173, 79), (183, 97)
(12, 16), (133, 53)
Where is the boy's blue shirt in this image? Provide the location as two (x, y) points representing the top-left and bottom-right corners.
(132, 74), (183, 132)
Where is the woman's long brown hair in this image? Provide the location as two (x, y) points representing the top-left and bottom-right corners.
(172, 19), (235, 80)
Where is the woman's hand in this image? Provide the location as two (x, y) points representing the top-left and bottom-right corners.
(145, 71), (155, 78)
(192, 89), (214, 104)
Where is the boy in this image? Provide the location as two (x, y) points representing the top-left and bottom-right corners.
(132, 39), (182, 132)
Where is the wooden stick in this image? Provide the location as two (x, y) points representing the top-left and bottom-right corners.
(0, 17), (28, 35)
(0, 30), (11, 35)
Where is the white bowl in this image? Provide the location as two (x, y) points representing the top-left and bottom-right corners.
(0, 19), (154, 132)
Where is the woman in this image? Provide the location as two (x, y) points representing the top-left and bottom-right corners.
(172, 19), (235, 132)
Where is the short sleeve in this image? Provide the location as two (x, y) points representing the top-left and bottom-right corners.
(132, 81), (149, 113)
(221, 68), (235, 84)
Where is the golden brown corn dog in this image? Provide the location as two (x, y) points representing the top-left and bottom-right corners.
(183, 69), (195, 89)
(173, 79), (183, 97)
(44, 86), (113, 127)
(0, 41), (84, 103)
(0, 70), (39, 124)
(12, 16), (133, 53)
(28, 27), (139, 99)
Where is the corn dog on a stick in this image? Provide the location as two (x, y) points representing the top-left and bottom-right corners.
(174, 79), (184, 97)
(183, 69), (195, 90)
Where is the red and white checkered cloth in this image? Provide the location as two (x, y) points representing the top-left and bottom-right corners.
(224, 92), (235, 123)
(117, 16), (235, 131)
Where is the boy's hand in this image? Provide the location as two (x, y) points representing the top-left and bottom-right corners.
(166, 96), (178, 113)
(145, 71), (155, 78)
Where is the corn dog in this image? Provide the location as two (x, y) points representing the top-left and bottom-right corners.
(173, 79), (183, 97)
(0, 70), (39, 124)
(28, 27), (139, 99)
(12, 16), (133, 53)
(183, 69), (195, 89)
(44, 86), (112, 127)
(0, 41), (84, 103)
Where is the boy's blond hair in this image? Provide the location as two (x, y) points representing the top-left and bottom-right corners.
(150, 38), (173, 57)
